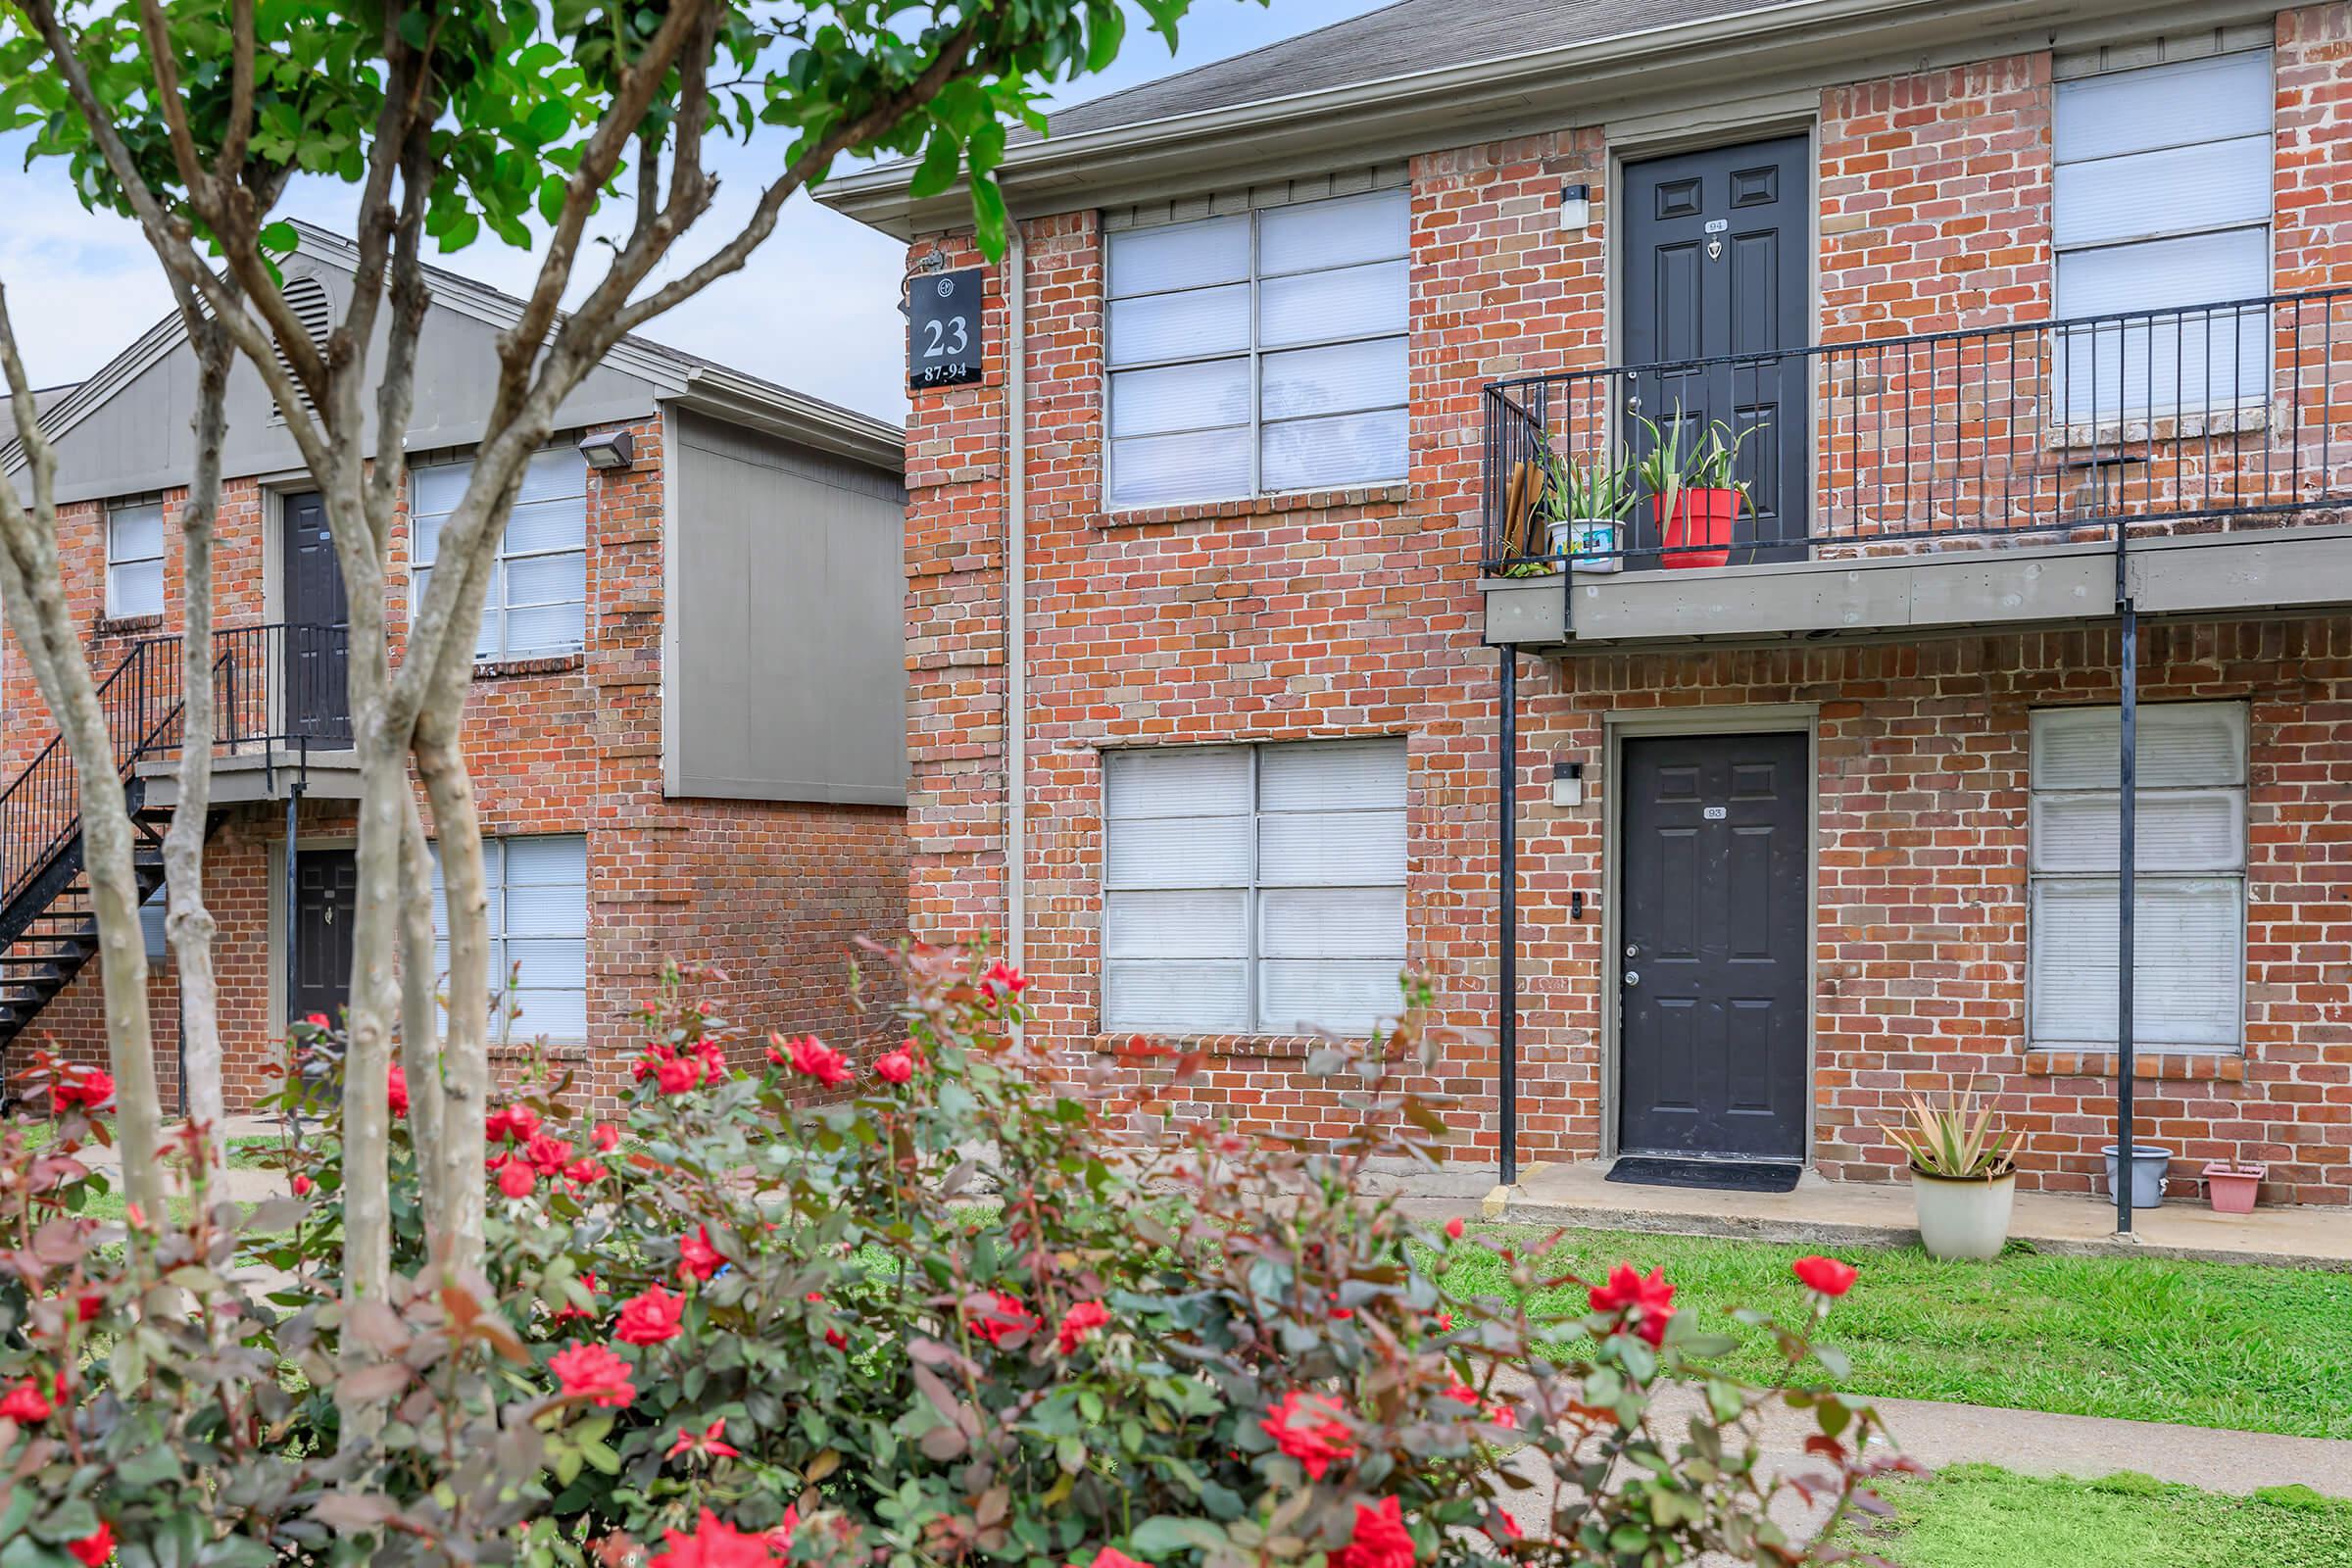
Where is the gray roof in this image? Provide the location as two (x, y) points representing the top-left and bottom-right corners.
(1032, 0), (1782, 140)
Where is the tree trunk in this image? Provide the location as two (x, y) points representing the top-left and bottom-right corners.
(411, 706), (487, 1266)
(397, 789), (447, 1239)
(163, 318), (234, 1171)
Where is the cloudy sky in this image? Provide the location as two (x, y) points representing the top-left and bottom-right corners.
(0, 1), (1377, 424)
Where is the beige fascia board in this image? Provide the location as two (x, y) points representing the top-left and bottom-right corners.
(818, 0), (2194, 237)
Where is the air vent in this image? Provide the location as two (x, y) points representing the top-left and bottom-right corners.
(270, 275), (333, 421)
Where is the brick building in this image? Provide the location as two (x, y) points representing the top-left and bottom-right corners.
(822, 0), (2352, 1204)
(0, 223), (909, 1109)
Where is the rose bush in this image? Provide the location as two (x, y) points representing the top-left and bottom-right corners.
(0, 946), (1906, 1565)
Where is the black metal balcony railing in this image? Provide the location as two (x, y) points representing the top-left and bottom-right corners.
(1481, 286), (2352, 573)
(0, 623), (350, 917)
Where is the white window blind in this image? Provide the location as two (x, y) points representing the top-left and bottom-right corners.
(1105, 189), (1409, 508)
(107, 502), (165, 619)
(412, 448), (589, 659)
(2028, 704), (2244, 1053)
(1103, 738), (1406, 1036)
(2052, 50), (2272, 416)
(431, 834), (589, 1043)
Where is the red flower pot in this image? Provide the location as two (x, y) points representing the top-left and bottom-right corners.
(1656, 487), (1740, 568)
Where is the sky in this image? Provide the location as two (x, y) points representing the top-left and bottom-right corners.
(0, 1), (1382, 425)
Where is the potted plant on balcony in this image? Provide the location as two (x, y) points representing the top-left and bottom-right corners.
(1544, 449), (1636, 573)
(1885, 1087), (2020, 1261)
(1634, 408), (1751, 569)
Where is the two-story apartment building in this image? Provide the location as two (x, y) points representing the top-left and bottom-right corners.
(823, 0), (2352, 1205)
(0, 223), (909, 1110)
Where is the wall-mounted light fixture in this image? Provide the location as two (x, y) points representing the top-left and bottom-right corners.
(577, 429), (635, 470)
(1550, 758), (1585, 808)
(1559, 181), (1592, 232)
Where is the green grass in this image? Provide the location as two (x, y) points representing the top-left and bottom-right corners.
(1838, 1465), (2352, 1568)
(1439, 1226), (2352, 1439)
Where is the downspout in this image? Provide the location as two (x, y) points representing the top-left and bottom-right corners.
(1004, 224), (1028, 969)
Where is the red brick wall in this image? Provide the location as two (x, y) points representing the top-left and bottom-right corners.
(7, 416), (906, 1111)
(899, 7), (2352, 1201)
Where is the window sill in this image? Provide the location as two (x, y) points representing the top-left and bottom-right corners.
(98, 613), (166, 636)
(1099, 481), (1411, 531)
(1096, 1030), (1387, 1062)
(473, 652), (585, 680)
(2024, 1049), (2245, 1082)
(2046, 402), (2268, 455)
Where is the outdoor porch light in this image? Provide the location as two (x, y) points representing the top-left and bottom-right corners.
(1559, 182), (1592, 231)
(577, 428), (635, 470)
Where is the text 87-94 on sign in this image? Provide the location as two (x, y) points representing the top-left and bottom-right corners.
(908, 268), (985, 390)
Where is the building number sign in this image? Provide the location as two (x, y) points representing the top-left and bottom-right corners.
(908, 267), (985, 390)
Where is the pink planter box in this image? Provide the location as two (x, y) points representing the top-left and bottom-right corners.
(2202, 1161), (2265, 1215)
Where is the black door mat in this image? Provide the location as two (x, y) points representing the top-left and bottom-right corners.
(1606, 1156), (1802, 1194)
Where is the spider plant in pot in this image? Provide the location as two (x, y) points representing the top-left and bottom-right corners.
(1886, 1087), (2020, 1261)
(1632, 407), (1752, 568)
(1543, 449), (1636, 572)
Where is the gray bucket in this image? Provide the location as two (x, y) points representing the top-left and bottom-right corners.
(2101, 1144), (2173, 1209)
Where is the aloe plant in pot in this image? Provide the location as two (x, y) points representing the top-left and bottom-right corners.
(1543, 448), (1636, 572)
(1886, 1088), (2020, 1261)
(1633, 407), (1752, 568)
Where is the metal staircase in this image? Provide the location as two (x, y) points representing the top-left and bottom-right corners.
(0, 625), (339, 1054)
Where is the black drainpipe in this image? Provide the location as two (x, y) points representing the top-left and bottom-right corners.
(1498, 644), (1519, 1189)
(2115, 548), (2137, 1234)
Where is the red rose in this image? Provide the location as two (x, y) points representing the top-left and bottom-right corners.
(824, 1326), (849, 1350)
(1588, 1263), (1677, 1348)
(656, 1055), (703, 1096)
(1332, 1495), (1415, 1568)
(777, 1034), (853, 1090)
(678, 1225), (725, 1283)
(979, 959), (1028, 1007)
(1078, 1552), (1152, 1568)
(1257, 1391), (1353, 1480)
(50, 1068), (114, 1113)
(524, 1133), (574, 1177)
(304, 1012), (330, 1029)
(665, 1417), (744, 1462)
(1792, 1254), (1859, 1298)
(0, 1379), (54, 1423)
(387, 1062), (410, 1118)
(648, 1506), (786, 1568)
(591, 1123), (620, 1152)
(1055, 1300), (1112, 1354)
(548, 1342), (636, 1409)
(970, 1290), (1038, 1348)
(874, 1048), (915, 1085)
(486, 1105), (541, 1145)
(616, 1283), (685, 1346)
(1444, 1216), (1465, 1240)
(291, 1173), (316, 1198)
(494, 1158), (536, 1200)
(564, 1156), (609, 1186)
(1440, 1381), (1480, 1407)
(67, 1521), (115, 1567)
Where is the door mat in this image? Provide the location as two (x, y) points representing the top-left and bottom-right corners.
(1605, 1156), (1802, 1195)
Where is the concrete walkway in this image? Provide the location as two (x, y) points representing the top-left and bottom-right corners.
(1492, 1377), (2352, 1549)
(1460, 1159), (2352, 1270)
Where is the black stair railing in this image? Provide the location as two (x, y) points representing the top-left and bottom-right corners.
(0, 623), (350, 919)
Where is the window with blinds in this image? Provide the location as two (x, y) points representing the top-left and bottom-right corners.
(2028, 703), (2244, 1054)
(431, 834), (589, 1043)
(2052, 50), (2273, 416)
(107, 501), (166, 619)
(1104, 188), (1409, 509)
(411, 448), (590, 660)
(1102, 738), (1406, 1036)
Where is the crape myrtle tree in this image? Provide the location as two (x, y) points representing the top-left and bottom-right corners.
(0, 0), (1191, 1290)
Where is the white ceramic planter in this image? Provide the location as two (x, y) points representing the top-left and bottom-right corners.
(1910, 1168), (2017, 1261)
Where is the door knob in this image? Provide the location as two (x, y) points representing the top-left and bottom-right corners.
(1623, 969), (1640, 988)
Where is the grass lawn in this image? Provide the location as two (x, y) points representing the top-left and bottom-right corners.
(1441, 1226), (2352, 1439)
(1839, 1465), (2352, 1568)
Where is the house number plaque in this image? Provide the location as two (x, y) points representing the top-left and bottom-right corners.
(908, 267), (985, 390)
